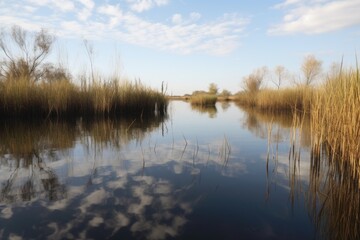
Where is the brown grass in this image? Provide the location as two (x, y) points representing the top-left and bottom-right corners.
(190, 94), (217, 107)
(236, 87), (314, 112)
(0, 76), (168, 118)
(311, 67), (360, 182)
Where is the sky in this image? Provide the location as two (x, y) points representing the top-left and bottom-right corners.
(1, 0), (360, 95)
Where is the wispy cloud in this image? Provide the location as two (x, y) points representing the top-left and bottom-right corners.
(269, 0), (360, 35)
(77, 0), (95, 21)
(126, 0), (169, 13)
(27, 0), (76, 12)
(0, 1), (249, 56)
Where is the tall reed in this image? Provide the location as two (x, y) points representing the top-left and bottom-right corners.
(0, 76), (168, 118)
(236, 87), (314, 112)
(311, 67), (360, 182)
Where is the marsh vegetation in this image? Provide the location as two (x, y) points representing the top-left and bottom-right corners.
(0, 26), (167, 118)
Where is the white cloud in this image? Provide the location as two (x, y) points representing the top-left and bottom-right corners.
(98, 4), (122, 17)
(1, 1), (249, 56)
(126, 0), (169, 13)
(76, 0), (94, 21)
(190, 12), (201, 22)
(270, 0), (360, 34)
(77, 0), (94, 9)
(27, 0), (75, 12)
(172, 13), (182, 25)
(77, 8), (92, 21)
(0, 15), (42, 31)
(172, 12), (201, 25)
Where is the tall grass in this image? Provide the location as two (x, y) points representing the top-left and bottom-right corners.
(0, 76), (168, 118)
(190, 94), (217, 107)
(311, 67), (360, 182)
(236, 87), (314, 112)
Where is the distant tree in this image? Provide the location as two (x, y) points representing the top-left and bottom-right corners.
(243, 66), (268, 93)
(301, 55), (322, 86)
(208, 83), (218, 95)
(272, 65), (287, 89)
(192, 90), (207, 96)
(220, 89), (231, 97)
(0, 26), (55, 83)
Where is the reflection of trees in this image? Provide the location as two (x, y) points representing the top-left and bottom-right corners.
(0, 120), (75, 203)
(220, 101), (230, 111)
(0, 152), (66, 203)
(190, 105), (217, 118)
(0, 114), (167, 203)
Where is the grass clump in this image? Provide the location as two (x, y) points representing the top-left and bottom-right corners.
(311, 67), (360, 180)
(236, 87), (314, 112)
(0, 76), (168, 118)
(190, 94), (217, 107)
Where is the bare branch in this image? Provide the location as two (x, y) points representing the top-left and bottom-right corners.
(243, 66), (268, 93)
(301, 55), (322, 86)
(0, 26), (54, 83)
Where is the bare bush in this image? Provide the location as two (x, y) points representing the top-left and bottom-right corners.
(301, 55), (322, 86)
(243, 66), (268, 93)
(0, 26), (55, 82)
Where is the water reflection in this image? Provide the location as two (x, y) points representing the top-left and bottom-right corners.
(220, 101), (231, 111)
(238, 104), (311, 148)
(308, 145), (360, 240)
(190, 105), (217, 118)
(0, 102), (358, 239)
(238, 105), (360, 240)
(0, 115), (167, 204)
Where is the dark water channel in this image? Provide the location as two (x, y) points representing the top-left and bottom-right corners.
(0, 101), (358, 239)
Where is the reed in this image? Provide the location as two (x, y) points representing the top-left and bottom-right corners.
(0, 75), (168, 118)
(190, 94), (217, 107)
(236, 87), (314, 112)
(311, 67), (360, 182)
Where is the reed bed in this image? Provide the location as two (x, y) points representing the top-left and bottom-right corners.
(311, 67), (360, 182)
(236, 87), (314, 112)
(0, 76), (168, 118)
(190, 94), (217, 107)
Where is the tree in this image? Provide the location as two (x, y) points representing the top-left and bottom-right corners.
(220, 89), (231, 97)
(0, 25), (55, 82)
(208, 83), (218, 95)
(301, 55), (322, 86)
(272, 65), (287, 89)
(243, 66), (268, 93)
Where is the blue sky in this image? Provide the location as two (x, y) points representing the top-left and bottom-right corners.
(1, 0), (360, 95)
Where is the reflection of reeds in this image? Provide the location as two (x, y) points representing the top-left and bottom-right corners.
(307, 144), (360, 240)
(0, 115), (167, 203)
(219, 135), (231, 167)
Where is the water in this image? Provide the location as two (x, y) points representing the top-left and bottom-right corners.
(0, 101), (356, 239)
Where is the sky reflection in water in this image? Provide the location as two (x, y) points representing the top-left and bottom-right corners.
(0, 101), (328, 239)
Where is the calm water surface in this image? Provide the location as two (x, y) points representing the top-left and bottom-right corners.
(0, 101), (356, 239)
